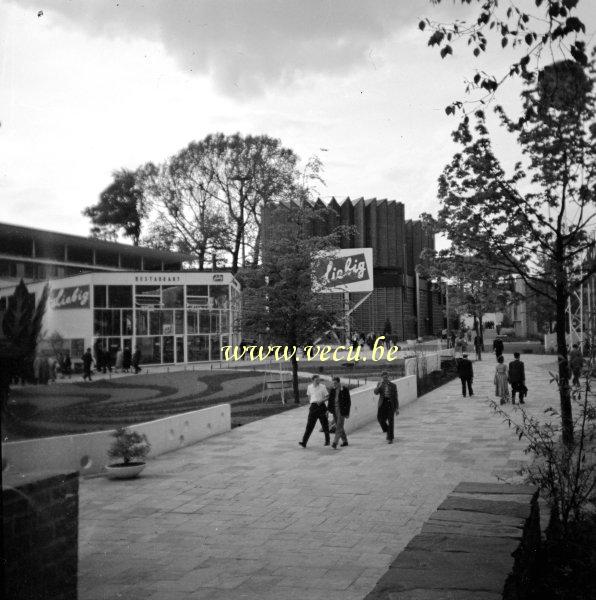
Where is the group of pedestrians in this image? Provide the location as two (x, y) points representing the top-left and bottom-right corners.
(82, 346), (142, 381)
(455, 333), (528, 405)
(298, 371), (400, 449)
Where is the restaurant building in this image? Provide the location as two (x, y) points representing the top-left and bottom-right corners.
(0, 223), (241, 365)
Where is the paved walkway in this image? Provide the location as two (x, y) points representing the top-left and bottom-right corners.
(78, 354), (559, 600)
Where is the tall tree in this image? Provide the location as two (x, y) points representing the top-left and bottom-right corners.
(140, 134), (299, 272)
(421, 0), (589, 116)
(139, 154), (230, 270)
(241, 202), (345, 403)
(0, 280), (48, 412)
(434, 57), (596, 444)
(418, 250), (514, 348)
(83, 168), (147, 245)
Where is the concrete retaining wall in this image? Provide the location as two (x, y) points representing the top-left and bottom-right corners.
(344, 375), (417, 434)
(404, 351), (442, 377)
(2, 403), (231, 477)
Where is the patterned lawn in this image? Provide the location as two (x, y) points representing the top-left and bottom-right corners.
(3, 369), (311, 441)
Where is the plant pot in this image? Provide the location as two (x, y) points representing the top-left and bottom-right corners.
(105, 462), (146, 480)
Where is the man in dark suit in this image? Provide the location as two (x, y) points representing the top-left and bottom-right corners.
(493, 337), (504, 358)
(508, 352), (526, 404)
(457, 353), (474, 397)
(327, 376), (351, 449)
(374, 371), (399, 444)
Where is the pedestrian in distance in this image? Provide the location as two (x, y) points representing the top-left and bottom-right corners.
(299, 375), (330, 448)
(474, 335), (483, 361)
(82, 348), (94, 381)
(122, 347), (132, 373)
(457, 353), (474, 397)
(327, 376), (351, 449)
(494, 355), (509, 404)
(374, 371), (399, 444)
(132, 347), (142, 374)
(508, 352), (526, 404)
(115, 346), (123, 372)
(493, 336), (504, 359)
(569, 343), (584, 387)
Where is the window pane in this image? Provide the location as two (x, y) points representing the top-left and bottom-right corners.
(137, 336), (161, 364)
(187, 285), (208, 297)
(176, 337), (184, 362)
(210, 335), (221, 360)
(163, 336), (174, 363)
(220, 310), (229, 332)
(135, 285), (161, 308)
(161, 310), (173, 335)
(122, 310), (133, 336)
(187, 335), (209, 361)
(149, 311), (161, 335)
(199, 310), (211, 333)
(210, 310), (220, 333)
(162, 285), (183, 308)
(187, 311), (199, 334)
(175, 310), (185, 334)
(94, 286), (107, 308)
(211, 286), (229, 309)
(108, 285), (132, 308)
(135, 310), (148, 335)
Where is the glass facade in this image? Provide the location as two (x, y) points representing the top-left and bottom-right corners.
(92, 282), (238, 364)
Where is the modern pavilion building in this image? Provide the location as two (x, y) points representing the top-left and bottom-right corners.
(0, 223), (241, 365)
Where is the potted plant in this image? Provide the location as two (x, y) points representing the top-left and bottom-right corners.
(105, 427), (151, 479)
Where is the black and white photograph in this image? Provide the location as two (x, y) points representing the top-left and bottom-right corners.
(1, 1), (596, 599)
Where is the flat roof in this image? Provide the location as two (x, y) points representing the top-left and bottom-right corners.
(0, 222), (197, 263)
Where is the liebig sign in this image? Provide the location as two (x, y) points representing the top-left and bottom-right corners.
(314, 248), (374, 293)
(49, 285), (90, 310)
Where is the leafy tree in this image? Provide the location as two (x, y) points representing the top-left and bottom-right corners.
(139, 151), (230, 270)
(0, 280), (48, 412)
(83, 169), (147, 245)
(240, 202), (345, 403)
(433, 56), (596, 444)
(421, 0), (589, 116)
(138, 133), (300, 272)
(419, 251), (513, 353)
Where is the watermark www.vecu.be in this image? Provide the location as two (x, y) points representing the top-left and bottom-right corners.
(221, 336), (401, 363)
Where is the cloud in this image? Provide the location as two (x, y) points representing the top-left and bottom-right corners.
(14, 0), (444, 97)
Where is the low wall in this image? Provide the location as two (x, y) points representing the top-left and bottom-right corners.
(404, 351), (442, 377)
(344, 375), (417, 434)
(3, 471), (78, 600)
(2, 403), (231, 477)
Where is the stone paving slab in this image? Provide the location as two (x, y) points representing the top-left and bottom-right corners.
(78, 355), (558, 599)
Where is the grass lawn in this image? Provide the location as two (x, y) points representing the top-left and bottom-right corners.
(3, 369), (313, 441)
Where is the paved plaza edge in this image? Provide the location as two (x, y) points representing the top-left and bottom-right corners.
(78, 354), (558, 600)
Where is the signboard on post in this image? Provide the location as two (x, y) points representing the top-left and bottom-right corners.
(313, 248), (374, 293)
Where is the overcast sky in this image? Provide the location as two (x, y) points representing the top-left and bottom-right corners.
(2, 1), (595, 239)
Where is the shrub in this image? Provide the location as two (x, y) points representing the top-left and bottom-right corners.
(107, 427), (151, 465)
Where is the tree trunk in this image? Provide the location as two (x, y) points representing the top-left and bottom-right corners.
(555, 283), (574, 445)
(290, 353), (300, 404)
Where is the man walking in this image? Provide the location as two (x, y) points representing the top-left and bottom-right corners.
(299, 375), (330, 448)
(508, 352), (526, 404)
(493, 336), (504, 359)
(327, 376), (351, 449)
(82, 348), (94, 382)
(474, 335), (483, 361)
(569, 343), (584, 387)
(374, 371), (399, 444)
(457, 353), (474, 397)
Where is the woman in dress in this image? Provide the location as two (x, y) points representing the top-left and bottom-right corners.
(494, 355), (510, 404)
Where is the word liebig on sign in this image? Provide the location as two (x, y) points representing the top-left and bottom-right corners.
(314, 248), (374, 293)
